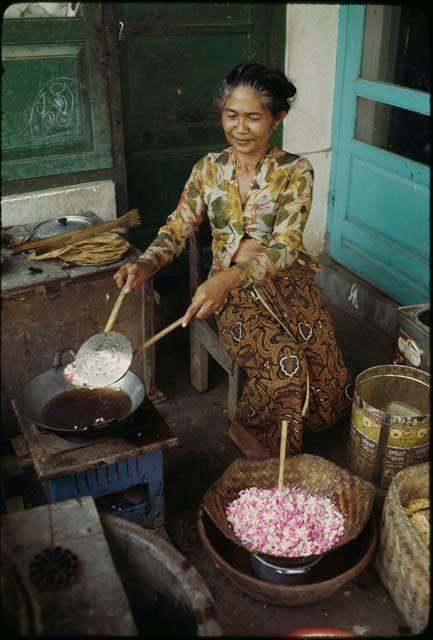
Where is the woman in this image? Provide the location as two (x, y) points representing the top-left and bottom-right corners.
(114, 62), (352, 458)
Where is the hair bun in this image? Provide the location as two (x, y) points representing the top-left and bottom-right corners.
(217, 62), (297, 116)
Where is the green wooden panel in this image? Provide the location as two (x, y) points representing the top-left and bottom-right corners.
(124, 31), (251, 152)
(2, 45), (90, 158)
(119, 3), (247, 23)
(115, 2), (286, 277)
(1, 4), (112, 185)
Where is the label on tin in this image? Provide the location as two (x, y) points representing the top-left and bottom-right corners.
(346, 406), (429, 489)
(381, 442), (429, 489)
(394, 329), (422, 367)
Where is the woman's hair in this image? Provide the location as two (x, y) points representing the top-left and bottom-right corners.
(216, 62), (297, 117)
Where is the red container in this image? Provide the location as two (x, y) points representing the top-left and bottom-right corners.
(287, 628), (356, 638)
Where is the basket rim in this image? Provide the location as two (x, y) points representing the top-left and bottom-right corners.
(202, 454), (376, 559)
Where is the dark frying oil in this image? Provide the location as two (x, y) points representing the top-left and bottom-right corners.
(41, 388), (132, 429)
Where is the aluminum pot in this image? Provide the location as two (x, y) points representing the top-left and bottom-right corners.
(16, 348), (145, 436)
(251, 552), (323, 585)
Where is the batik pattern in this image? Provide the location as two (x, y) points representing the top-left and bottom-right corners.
(216, 264), (352, 457)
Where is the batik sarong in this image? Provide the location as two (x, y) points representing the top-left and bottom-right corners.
(216, 264), (352, 458)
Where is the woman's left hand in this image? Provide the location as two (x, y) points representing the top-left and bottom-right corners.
(182, 270), (241, 327)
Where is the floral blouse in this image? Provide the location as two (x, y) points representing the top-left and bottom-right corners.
(139, 145), (314, 286)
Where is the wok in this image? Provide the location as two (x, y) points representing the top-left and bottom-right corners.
(16, 349), (145, 436)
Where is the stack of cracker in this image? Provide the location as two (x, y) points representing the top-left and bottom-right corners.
(404, 498), (430, 547)
(29, 232), (130, 265)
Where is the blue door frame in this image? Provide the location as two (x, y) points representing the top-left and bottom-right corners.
(328, 5), (430, 305)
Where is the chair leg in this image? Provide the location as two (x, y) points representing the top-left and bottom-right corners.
(227, 364), (242, 420)
(190, 322), (209, 392)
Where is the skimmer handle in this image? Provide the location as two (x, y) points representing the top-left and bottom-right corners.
(104, 286), (128, 332)
(134, 316), (184, 355)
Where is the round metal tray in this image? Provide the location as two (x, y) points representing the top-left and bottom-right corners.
(198, 508), (377, 607)
(33, 216), (92, 239)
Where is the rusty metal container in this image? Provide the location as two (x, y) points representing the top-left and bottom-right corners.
(346, 365), (430, 490)
(393, 303), (430, 372)
(102, 515), (222, 636)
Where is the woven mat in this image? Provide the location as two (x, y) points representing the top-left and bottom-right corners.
(203, 454), (375, 556)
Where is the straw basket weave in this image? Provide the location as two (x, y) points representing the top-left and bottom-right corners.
(203, 454), (375, 557)
(375, 462), (430, 633)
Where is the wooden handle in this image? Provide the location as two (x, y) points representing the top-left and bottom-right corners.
(134, 316), (184, 355)
(277, 420), (288, 491)
(104, 286), (128, 332)
(13, 209), (140, 254)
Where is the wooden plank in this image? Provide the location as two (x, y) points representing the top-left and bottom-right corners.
(196, 319), (235, 373)
(190, 322), (209, 392)
(10, 435), (30, 458)
(355, 77), (430, 116)
(12, 398), (178, 481)
(227, 366), (242, 421)
(102, 2), (129, 215)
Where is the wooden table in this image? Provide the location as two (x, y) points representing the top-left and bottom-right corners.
(1, 216), (163, 440)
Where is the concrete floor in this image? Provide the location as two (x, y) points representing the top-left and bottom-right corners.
(153, 299), (411, 637)
(0, 275), (414, 637)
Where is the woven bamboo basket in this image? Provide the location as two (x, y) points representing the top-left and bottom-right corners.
(375, 462), (430, 633)
(203, 454), (375, 558)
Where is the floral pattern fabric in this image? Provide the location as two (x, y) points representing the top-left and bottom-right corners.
(139, 145), (314, 286)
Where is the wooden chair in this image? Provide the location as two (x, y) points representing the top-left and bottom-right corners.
(188, 221), (242, 419)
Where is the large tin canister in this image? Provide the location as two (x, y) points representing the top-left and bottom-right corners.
(393, 303), (430, 372)
(346, 365), (430, 490)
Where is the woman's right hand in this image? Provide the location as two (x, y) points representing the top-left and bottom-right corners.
(113, 260), (153, 293)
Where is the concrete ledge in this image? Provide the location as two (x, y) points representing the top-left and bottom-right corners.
(315, 254), (399, 339)
(1, 180), (117, 227)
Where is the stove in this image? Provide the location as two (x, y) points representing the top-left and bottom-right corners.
(2, 497), (138, 635)
(12, 397), (178, 528)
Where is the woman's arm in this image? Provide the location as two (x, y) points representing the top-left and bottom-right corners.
(181, 158), (314, 325)
(230, 157), (314, 286)
(114, 158), (207, 292)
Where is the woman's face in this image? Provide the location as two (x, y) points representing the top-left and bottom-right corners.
(221, 85), (285, 157)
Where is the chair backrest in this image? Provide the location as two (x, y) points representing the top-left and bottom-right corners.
(188, 217), (212, 297)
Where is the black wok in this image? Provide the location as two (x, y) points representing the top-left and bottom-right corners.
(16, 349), (145, 436)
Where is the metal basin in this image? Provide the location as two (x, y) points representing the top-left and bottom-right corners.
(102, 515), (221, 636)
(198, 507), (377, 607)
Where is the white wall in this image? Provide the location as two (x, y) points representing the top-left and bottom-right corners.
(1, 181), (117, 227)
(4, 3), (81, 19)
(284, 4), (340, 257)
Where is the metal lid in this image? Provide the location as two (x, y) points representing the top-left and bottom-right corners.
(33, 216), (92, 239)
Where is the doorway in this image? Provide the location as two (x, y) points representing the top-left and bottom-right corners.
(328, 5), (430, 305)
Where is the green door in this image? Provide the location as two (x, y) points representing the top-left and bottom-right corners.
(110, 2), (285, 276)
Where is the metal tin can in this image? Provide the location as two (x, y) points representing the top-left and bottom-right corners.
(346, 365), (430, 490)
(393, 304), (430, 372)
